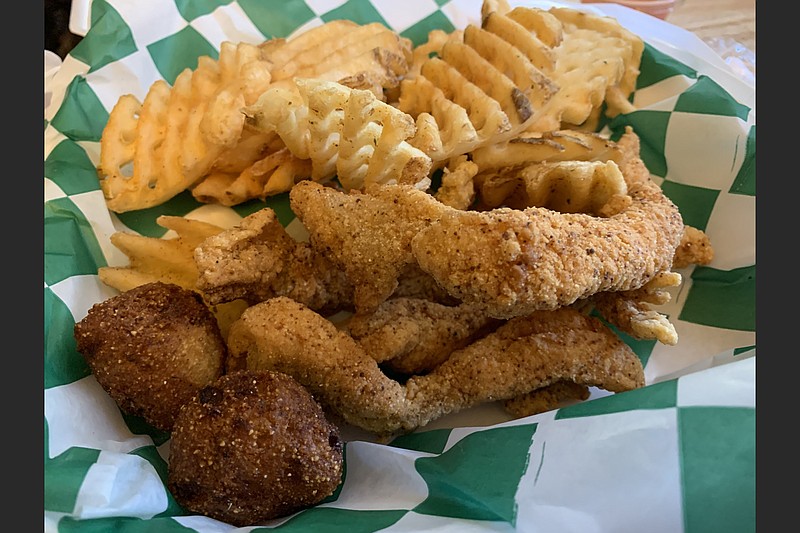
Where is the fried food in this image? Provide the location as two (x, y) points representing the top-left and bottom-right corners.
(343, 297), (501, 375)
(98, 215), (249, 338)
(192, 206), (462, 313)
(99, 216), (226, 292)
(411, 129), (684, 318)
(397, 13), (558, 164)
(192, 147), (313, 206)
(470, 129), (624, 175)
(503, 381), (590, 418)
(264, 21), (411, 92)
(282, 129), (682, 319)
(98, 42), (273, 212)
(168, 370), (343, 526)
(98, 20), (417, 211)
(73, 282), (226, 431)
(442, 129), (624, 210)
(193, 207), (354, 315)
(477, 159), (628, 214)
(226, 297), (644, 436)
(433, 155), (479, 210)
(588, 271), (682, 345)
(244, 78), (432, 191)
(288, 180), (448, 314)
(673, 225), (715, 268)
(528, 7), (643, 131)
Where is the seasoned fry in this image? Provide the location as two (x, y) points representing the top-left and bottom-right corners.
(477, 159), (628, 214)
(245, 78), (432, 191)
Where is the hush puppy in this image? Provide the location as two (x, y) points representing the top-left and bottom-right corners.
(73, 282), (226, 431)
(167, 370), (343, 525)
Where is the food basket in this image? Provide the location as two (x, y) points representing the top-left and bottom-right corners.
(44, 1), (755, 531)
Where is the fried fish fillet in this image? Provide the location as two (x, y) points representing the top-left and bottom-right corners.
(410, 129), (684, 318)
(287, 129), (682, 319)
(193, 207), (353, 315)
(503, 380), (590, 418)
(343, 297), (501, 374)
(288, 181), (449, 314)
(226, 297), (644, 436)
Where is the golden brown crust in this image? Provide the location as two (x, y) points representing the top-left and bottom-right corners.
(673, 225), (714, 269)
(289, 181), (450, 314)
(227, 297), (644, 437)
(73, 282), (226, 431)
(167, 370), (343, 525)
(194, 207), (354, 313)
(503, 380), (590, 418)
(344, 297), (501, 374)
(411, 130), (684, 318)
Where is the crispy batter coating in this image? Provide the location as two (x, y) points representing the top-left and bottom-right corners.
(503, 381), (590, 418)
(194, 207), (353, 313)
(289, 180), (449, 314)
(192, 207), (462, 313)
(227, 297), (644, 436)
(673, 225), (714, 268)
(589, 271), (682, 345)
(73, 282), (226, 431)
(411, 130), (684, 318)
(281, 130), (682, 319)
(168, 370), (343, 526)
(344, 297), (501, 374)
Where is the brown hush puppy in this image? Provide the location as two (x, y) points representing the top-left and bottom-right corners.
(73, 282), (227, 431)
(167, 370), (343, 525)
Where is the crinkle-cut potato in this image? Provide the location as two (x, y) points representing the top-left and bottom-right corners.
(98, 20), (416, 212)
(266, 22), (412, 86)
(526, 7), (643, 132)
(191, 22), (415, 204)
(98, 42), (273, 213)
(481, 9), (560, 74)
(477, 159), (629, 214)
(244, 78), (432, 192)
(397, 8), (559, 164)
(471, 129), (624, 172)
(192, 150), (313, 206)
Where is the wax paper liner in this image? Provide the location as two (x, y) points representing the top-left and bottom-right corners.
(44, 1), (755, 531)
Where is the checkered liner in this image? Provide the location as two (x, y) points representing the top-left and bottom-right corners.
(44, 1), (755, 531)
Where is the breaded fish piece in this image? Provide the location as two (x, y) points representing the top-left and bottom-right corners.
(289, 181), (450, 314)
(673, 225), (714, 269)
(503, 380), (590, 418)
(588, 271), (682, 346)
(227, 297), (644, 436)
(282, 130), (682, 319)
(411, 129), (684, 318)
(194, 207), (354, 315)
(344, 297), (501, 374)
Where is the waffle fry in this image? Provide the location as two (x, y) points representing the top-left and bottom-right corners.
(477, 159), (629, 214)
(528, 7), (643, 131)
(471, 129), (624, 172)
(244, 78), (432, 191)
(98, 42), (273, 212)
(397, 11), (558, 164)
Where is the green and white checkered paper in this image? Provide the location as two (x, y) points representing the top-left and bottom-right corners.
(44, 1), (755, 531)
